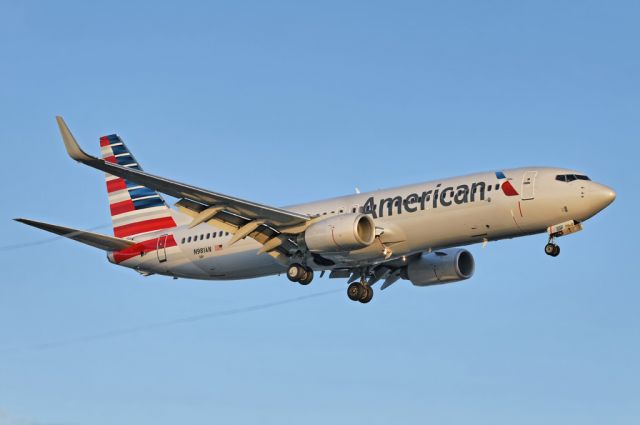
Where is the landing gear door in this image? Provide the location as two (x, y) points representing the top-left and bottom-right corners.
(521, 171), (537, 200)
(157, 234), (168, 263)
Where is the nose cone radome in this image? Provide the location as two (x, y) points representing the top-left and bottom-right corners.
(590, 183), (616, 213)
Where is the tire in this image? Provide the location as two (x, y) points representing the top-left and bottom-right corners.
(347, 283), (362, 301)
(299, 268), (314, 285)
(287, 263), (304, 282)
(544, 243), (556, 256)
(552, 245), (560, 257)
(359, 286), (373, 304)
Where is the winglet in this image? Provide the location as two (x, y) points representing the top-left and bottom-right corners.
(55, 116), (95, 162)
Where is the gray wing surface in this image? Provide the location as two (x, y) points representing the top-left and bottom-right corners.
(55, 116), (309, 228)
(15, 218), (135, 251)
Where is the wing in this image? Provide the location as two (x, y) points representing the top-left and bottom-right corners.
(327, 253), (422, 290)
(55, 117), (310, 261)
(15, 218), (135, 251)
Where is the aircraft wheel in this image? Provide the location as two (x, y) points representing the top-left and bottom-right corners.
(551, 245), (560, 257)
(359, 285), (373, 304)
(347, 282), (362, 301)
(544, 243), (557, 256)
(287, 263), (305, 282)
(298, 268), (314, 285)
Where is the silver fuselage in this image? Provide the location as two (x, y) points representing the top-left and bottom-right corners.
(110, 167), (615, 280)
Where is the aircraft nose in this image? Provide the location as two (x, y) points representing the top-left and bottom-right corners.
(589, 183), (616, 212)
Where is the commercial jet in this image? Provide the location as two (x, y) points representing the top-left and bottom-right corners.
(16, 117), (616, 303)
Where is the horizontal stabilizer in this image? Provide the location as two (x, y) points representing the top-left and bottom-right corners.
(14, 218), (136, 251)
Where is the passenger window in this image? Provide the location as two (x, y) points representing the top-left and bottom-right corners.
(219, 231), (223, 237)
(352, 207), (356, 213)
(200, 234), (204, 240)
(212, 232), (216, 238)
(487, 185), (492, 191)
(495, 184), (500, 190)
(206, 233), (210, 239)
(225, 232), (229, 236)
(181, 238), (185, 244)
(187, 236), (192, 242)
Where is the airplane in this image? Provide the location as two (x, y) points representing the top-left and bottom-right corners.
(16, 117), (617, 304)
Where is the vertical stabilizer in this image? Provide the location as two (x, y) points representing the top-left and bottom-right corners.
(100, 134), (177, 238)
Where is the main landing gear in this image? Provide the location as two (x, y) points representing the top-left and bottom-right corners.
(544, 240), (560, 257)
(347, 281), (374, 304)
(287, 263), (314, 285)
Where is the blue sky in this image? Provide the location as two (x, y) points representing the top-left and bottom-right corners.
(0, 1), (638, 424)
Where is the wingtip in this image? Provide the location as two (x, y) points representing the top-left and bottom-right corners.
(14, 218), (33, 226)
(55, 116), (94, 162)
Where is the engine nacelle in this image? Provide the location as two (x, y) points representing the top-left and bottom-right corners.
(405, 248), (475, 286)
(304, 213), (376, 253)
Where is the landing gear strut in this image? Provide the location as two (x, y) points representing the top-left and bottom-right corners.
(347, 280), (374, 304)
(287, 263), (314, 285)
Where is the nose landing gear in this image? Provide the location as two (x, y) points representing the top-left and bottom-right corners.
(544, 220), (583, 257)
(544, 240), (560, 257)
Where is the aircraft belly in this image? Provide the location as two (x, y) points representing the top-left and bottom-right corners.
(195, 250), (284, 280)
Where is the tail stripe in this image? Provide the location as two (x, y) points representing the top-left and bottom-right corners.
(106, 178), (143, 193)
(101, 134), (176, 238)
(112, 207), (174, 228)
(114, 216), (177, 238)
(132, 197), (165, 210)
(106, 178), (127, 193)
(110, 199), (135, 216)
(111, 144), (130, 155)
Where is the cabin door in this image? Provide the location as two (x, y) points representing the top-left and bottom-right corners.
(521, 171), (537, 200)
(157, 234), (169, 263)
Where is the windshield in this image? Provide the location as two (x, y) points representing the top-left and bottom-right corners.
(556, 174), (590, 182)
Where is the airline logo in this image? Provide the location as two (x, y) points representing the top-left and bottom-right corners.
(495, 171), (519, 196)
(361, 172), (522, 219)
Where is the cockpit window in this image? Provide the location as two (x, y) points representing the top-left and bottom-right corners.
(556, 174), (590, 182)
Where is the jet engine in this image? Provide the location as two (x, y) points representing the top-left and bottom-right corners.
(405, 248), (475, 286)
(304, 213), (376, 253)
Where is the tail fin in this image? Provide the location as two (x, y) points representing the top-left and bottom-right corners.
(100, 134), (177, 238)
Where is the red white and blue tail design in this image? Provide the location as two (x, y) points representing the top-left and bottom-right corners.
(100, 135), (177, 238)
